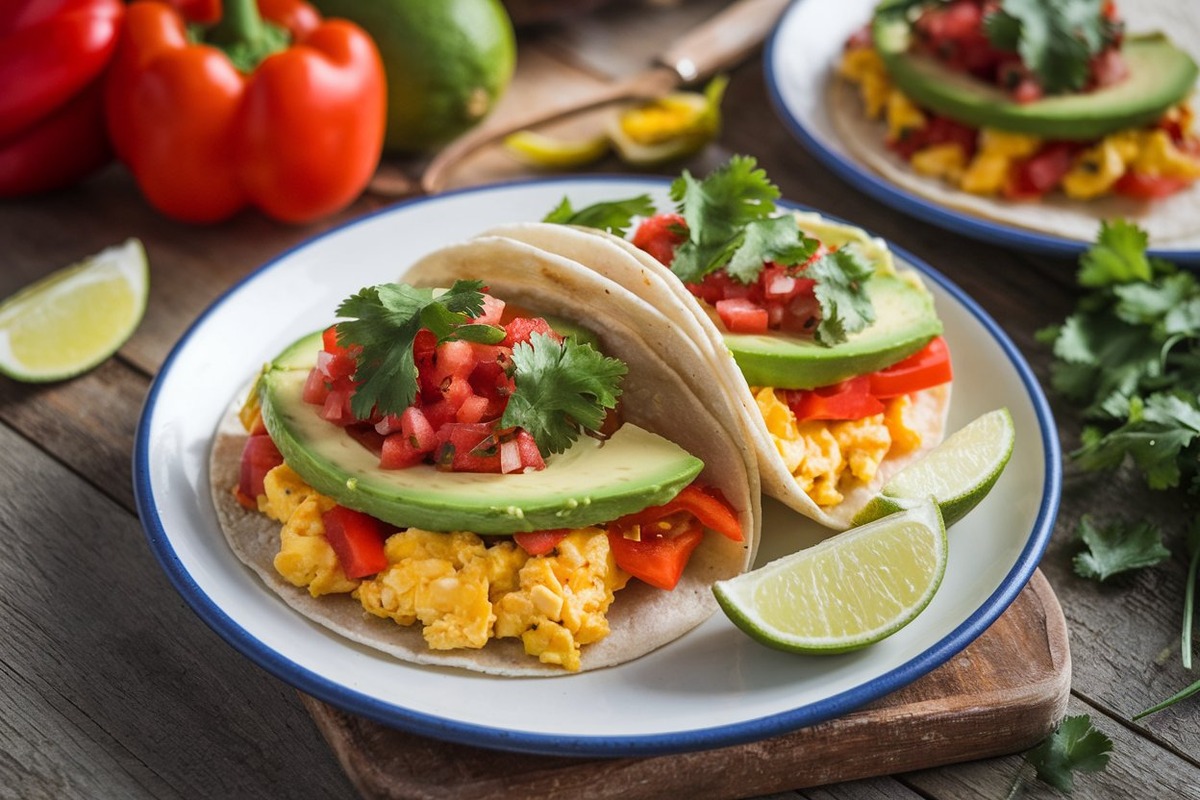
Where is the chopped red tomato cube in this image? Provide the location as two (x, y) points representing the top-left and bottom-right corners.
(238, 433), (283, 503)
(715, 297), (769, 334)
(513, 529), (570, 556)
(302, 366), (330, 405)
(1005, 143), (1078, 199)
(502, 316), (560, 348)
(631, 213), (688, 266)
(1113, 172), (1194, 200)
(869, 337), (953, 398)
(380, 431), (427, 469)
(320, 505), (390, 579)
(435, 423), (500, 472)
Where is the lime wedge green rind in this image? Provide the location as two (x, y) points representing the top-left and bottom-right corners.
(853, 407), (1015, 528)
(714, 500), (947, 654)
(0, 239), (149, 383)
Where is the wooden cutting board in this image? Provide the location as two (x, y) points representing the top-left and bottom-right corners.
(300, 568), (1070, 800)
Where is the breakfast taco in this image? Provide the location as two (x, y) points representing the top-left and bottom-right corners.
(504, 157), (952, 530)
(210, 235), (759, 676)
(829, 0), (1200, 244)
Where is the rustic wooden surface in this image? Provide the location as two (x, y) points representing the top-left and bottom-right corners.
(2, 1), (1199, 798)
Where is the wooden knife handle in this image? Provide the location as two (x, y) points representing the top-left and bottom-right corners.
(656, 0), (792, 82)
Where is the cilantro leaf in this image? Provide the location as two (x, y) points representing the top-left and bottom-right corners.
(542, 195), (656, 238)
(500, 332), (627, 456)
(335, 281), (488, 420)
(984, 0), (1108, 94)
(1072, 515), (1171, 581)
(1072, 394), (1200, 489)
(725, 216), (819, 283)
(1024, 715), (1113, 793)
(1078, 219), (1154, 287)
(807, 245), (877, 345)
(668, 155), (781, 284)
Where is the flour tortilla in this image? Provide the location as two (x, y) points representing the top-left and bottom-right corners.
(210, 236), (760, 676)
(488, 221), (951, 530)
(825, 0), (1200, 246)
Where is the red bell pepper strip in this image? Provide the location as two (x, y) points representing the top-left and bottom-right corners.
(607, 522), (705, 592)
(321, 505), (389, 579)
(104, 0), (385, 224)
(0, 0), (123, 196)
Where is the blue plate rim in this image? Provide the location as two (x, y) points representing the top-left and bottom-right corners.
(762, 0), (1200, 265)
(133, 175), (1062, 758)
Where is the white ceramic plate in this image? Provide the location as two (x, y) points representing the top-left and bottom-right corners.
(765, 0), (1200, 263)
(134, 178), (1060, 757)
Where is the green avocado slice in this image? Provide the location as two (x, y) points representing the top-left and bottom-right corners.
(873, 13), (1199, 141)
(258, 332), (704, 535)
(723, 272), (942, 390)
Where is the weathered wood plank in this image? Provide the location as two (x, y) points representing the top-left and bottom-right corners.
(0, 422), (356, 800)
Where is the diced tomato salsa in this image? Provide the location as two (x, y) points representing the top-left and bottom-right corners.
(302, 297), (559, 476)
(632, 213), (827, 335)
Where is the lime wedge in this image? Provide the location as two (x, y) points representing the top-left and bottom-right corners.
(607, 75), (728, 166)
(853, 408), (1015, 528)
(0, 239), (149, 382)
(714, 500), (947, 654)
(503, 130), (610, 169)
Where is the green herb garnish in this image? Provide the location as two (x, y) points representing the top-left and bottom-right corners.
(542, 194), (657, 238)
(1072, 515), (1171, 581)
(983, 0), (1115, 94)
(500, 331), (627, 456)
(1019, 714), (1113, 794)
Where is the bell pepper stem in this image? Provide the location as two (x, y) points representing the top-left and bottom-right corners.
(203, 0), (288, 71)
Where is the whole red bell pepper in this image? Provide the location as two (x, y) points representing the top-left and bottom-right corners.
(0, 0), (124, 197)
(105, 0), (386, 224)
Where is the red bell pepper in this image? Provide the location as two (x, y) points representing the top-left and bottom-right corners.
(321, 505), (389, 579)
(104, 0), (386, 224)
(0, 0), (124, 197)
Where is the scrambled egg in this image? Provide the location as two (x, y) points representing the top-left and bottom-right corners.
(754, 387), (921, 507)
(254, 464), (628, 671)
(839, 47), (1200, 200)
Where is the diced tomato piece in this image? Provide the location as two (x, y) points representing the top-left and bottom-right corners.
(320, 505), (390, 579)
(1113, 171), (1194, 200)
(785, 376), (885, 422)
(380, 432), (427, 469)
(302, 366), (330, 405)
(632, 213), (688, 266)
(1005, 143), (1077, 199)
(515, 430), (545, 471)
(513, 529), (570, 556)
(434, 339), (478, 382)
(400, 406), (437, 451)
(456, 394), (492, 424)
(238, 433), (283, 501)
(421, 398), (458, 431)
(715, 297), (769, 334)
(321, 386), (354, 424)
(321, 325), (346, 356)
(475, 293), (506, 325)
(502, 316), (560, 348)
(1090, 48), (1129, 89)
(869, 337), (953, 398)
(607, 522), (705, 591)
(469, 357), (514, 406)
(435, 423), (501, 472)
(440, 375), (475, 411)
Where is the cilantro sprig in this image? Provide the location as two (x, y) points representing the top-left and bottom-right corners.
(984, 0), (1113, 94)
(1012, 714), (1113, 796)
(333, 281), (626, 455)
(1042, 219), (1200, 719)
(543, 156), (878, 346)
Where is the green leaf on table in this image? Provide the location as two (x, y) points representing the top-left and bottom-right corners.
(1077, 218), (1154, 287)
(1072, 394), (1200, 490)
(1072, 515), (1171, 581)
(1025, 714), (1113, 792)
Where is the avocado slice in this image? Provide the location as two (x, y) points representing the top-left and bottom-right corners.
(873, 12), (1199, 141)
(257, 331), (704, 534)
(723, 271), (942, 390)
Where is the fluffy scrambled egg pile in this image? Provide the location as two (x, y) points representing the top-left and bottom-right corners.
(839, 47), (1200, 199)
(256, 464), (628, 671)
(754, 388), (921, 507)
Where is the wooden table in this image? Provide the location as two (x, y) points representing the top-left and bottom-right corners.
(3, 2), (1198, 798)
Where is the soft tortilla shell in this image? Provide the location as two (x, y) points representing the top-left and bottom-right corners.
(210, 237), (759, 676)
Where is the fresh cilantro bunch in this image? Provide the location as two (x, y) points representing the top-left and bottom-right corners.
(1038, 220), (1200, 493)
(1041, 219), (1200, 718)
(333, 281), (626, 456)
(983, 0), (1119, 94)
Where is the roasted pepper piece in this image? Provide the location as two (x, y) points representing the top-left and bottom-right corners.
(0, 0), (124, 197)
(104, 0), (386, 224)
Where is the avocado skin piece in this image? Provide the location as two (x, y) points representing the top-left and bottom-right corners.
(724, 272), (942, 390)
(873, 14), (1199, 141)
(257, 331), (704, 534)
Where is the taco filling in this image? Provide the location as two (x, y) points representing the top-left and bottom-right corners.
(529, 156), (952, 528)
(838, 0), (1200, 203)
(218, 274), (751, 673)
